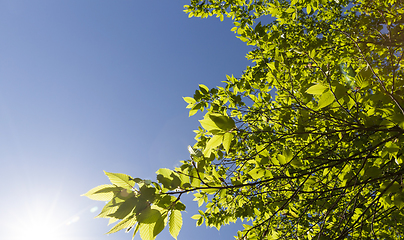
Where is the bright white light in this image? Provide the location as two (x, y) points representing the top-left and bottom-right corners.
(5, 191), (76, 240)
(14, 220), (60, 240)
(188, 145), (195, 155)
(9, 209), (70, 240)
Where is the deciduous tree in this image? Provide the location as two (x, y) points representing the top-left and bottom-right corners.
(83, 0), (404, 239)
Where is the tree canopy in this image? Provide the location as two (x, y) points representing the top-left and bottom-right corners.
(83, 0), (404, 239)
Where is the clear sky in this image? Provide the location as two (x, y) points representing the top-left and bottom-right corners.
(0, 1), (252, 239)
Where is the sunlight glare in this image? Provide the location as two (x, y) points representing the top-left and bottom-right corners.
(6, 190), (78, 240)
(11, 213), (68, 240)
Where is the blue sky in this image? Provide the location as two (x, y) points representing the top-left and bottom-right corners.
(0, 1), (252, 239)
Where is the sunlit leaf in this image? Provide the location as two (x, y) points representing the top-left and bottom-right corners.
(183, 97), (196, 104)
(169, 210), (183, 240)
(81, 184), (118, 201)
(223, 132), (233, 154)
(104, 171), (136, 190)
(306, 84), (328, 95)
(107, 214), (137, 234)
(203, 135), (223, 157)
(316, 90), (335, 109)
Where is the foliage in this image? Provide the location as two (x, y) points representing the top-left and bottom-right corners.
(83, 0), (404, 239)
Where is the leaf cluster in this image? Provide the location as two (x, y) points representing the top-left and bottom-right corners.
(82, 171), (184, 240)
(85, 0), (404, 239)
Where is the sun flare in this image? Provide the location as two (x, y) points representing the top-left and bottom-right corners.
(9, 207), (70, 240)
(5, 191), (83, 240)
(14, 221), (61, 240)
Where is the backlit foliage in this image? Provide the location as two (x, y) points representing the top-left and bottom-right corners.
(84, 0), (404, 239)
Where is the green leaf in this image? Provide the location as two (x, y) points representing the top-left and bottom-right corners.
(283, 148), (293, 162)
(189, 108), (198, 117)
(201, 187), (218, 194)
(238, 36), (249, 42)
(169, 210), (183, 240)
(81, 184), (119, 201)
(138, 208), (162, 240)
(247, 168), (266, 179)
(173, 201), (186, 211)
(139, 223), (155, 240)
(183, 96), (196, 104)
(223, 132), (233, 154)
(277, 154), (286, 165)
(132, 223), (140, 240)
(188, 145), (203, 158)
(137, 208), (161, 224)
(393, 192), (404, 210)
(316, 90), (335, 109)
(138, 185), (157, 203)
(104, 171), (136, 190)
(196, 216), (204, 226)
(209, 113), (235, 131)
(203, 134), (223, 157)
(385, 141), (400, 157)
(199, 116), (220, 132)
(363, 166), (381, 179)
(389, 113), (404, 129)
(199, 113), (235, 132)
(107, 214), (137, 234)
(340, 63), (356, 87)
(355, 66), (372, 88)
(306, 84), (328, 95)
(290, 159), (303, 168)
(108, 217), (119, 225)
(309, 49), (316, 58)
(109, 196), (137, 219)
(96, 197), (124, 219)
(199, 84), (209, 94)
(153, 215), (166, 238)
(156, 168), (181, 190)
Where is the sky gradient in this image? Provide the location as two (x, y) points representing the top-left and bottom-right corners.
(0, 1), (253, 239)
